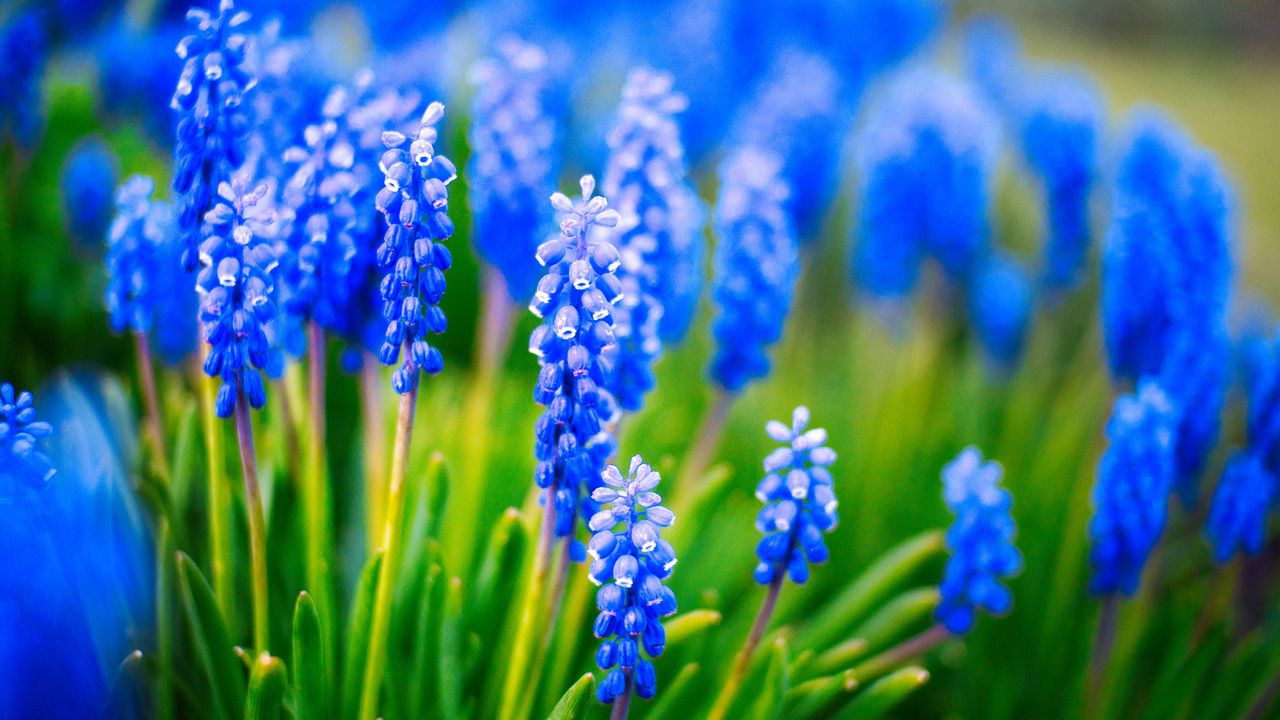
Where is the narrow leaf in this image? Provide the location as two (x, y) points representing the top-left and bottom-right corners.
(176, 552), (245, 720)
(749, 637), (790, 720)
(546, 673), (596, 720)
(664, 609), (723, 646)
(292, 592), (328, 720)
(833, 666), (930, 720)
(340, 551), (383, 720)
(244, 652), (288, 720)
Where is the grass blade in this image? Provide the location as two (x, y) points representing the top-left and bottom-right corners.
(291, 591), (327, 720)
(245, 652), (287, 720)
(175, 552), (244, 720)
(832, 666), (930, 720)
(546, 672), (596, 720)
(341, 551), (383, 720)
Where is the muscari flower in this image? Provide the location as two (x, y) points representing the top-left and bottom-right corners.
(1088, 381), (1177, 596)
(731, 47), (844, 241)
(373, 102), (458, 394)
(0, 10), (46, 147)
(962, 14), (1025, 118)
(602, 67), (704, 412)
(709, 147), (799, 393)
(0, 383), (55, 490)
(94, 19), (184, 138)
(1101, 111), (1234, 504)
(105, 175), (175, 334)
(968, 252), (1033, 368)
(60, 136), (119, 249)
(753, 406), (838, 586)
(936, 446), (1022, 634)
(196, 176), (278, 418)
(467, 36), (561, 304)
(1205, 451), (1275, 564)
(171, 0), (257, 272)
(588, 455), (677, 704)
(852, 70), (999, 298)
(529, 175), (623, 545)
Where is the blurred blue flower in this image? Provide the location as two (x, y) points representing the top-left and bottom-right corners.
(467, 36), (561, 304)
(1088, 381), (1177, 596)
(373, 102), (458, 394)
(853, 70), (999, 298)
(0, 11), (46, 147)
(171, 0), (257, 271)
(196, 176), (279, 417)
(602, 67), (703, 412)
(588, 455), (677, 704)
(94, 19), (183, 138)
(60, 136), (119, 249)
(709, 147), (799, 393)
(1205, 450), (1275, 563)
(962, 14), (1024, 118)
(753, 406), (839, 586)
(1244, 330), (1280, 464)
(968, 252), (1033, 368)
(529, 175), (623, 544)
(0, 383), (56, 489)
(936, 446), (1022, 635)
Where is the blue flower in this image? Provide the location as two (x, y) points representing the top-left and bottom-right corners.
(962, 14), (1024, 117)
(852, 70), (999, 298)
(753, 407), (838, 586)
(529, 175), (623, 544)
(196, 176), (279, 418)
(1245, 330), (1280, 464)
(467, 37), (561, 304)
(373, 101), (458, 394)
(171, 0), (257, 272)
(1205, 451), (1276, 564)
(968, 252), (1033, 368)
(1088, 381), (1178, 596)
(602, 67), (704, 411)
(936, 447), (1022, 635)
(0, 383), (55, 490)
(709, 147), (799, 392)
(0, 11), (46, 147)
(1101, 111), (1234, 503)
(731, 47), (844, 240)
(94, 19), (185, 138)
(588, 455), (677, 704)
(60, 136), (119, 249)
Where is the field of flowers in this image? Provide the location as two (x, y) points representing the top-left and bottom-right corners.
(2, 1), (1279, 718)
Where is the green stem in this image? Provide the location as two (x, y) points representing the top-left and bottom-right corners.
(674, 388), (734, 512)
(498, 486), (558, 720)
(199, 371), (235, 626)
(707, 571), (784, 720)
(361, 355), (388, 556)
(358, 382), (419, 720)
(304, 322), (334, 670)
(234, 383), (270, 652)
(134, 331), (170, 479)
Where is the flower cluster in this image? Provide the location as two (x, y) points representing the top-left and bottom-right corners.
(0, 11), (46, 147)
(61, 137), (119, 248)
(968, 252), (1033, 368)
(731, 47), (844, 240)
(1205, 451), (1275, 563)
(852, 69), (999, 298)
(529, 176), (623, 542)
(1102, 111), (1234, 503)
(171, 0), (257, 271)
(588, 456), (677, 704)
(373, 101), (458, 394)
(196, 176), (278, 418)
(467, 37), (560, 303)
(709, 147), (799, 393)
(753, 406), (838, 586)
(936, 447), (1022, 634)
(1088, 381), (1177, 596)
(0, 383), (55, 490)
(602, 67), (704, 411)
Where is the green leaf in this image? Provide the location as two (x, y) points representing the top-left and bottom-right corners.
(437, 577), (465, 720)
(749, 637), (790, 720)
(170, 397), (201, 528)
(546, 673), (596, 720)
(784, 671), (858, 719)
(407, 551), (446, 718)
(291, 592), (328, 720)
(646, 664), (702, 719)
(176, 552), (245, 720)
(797, 531), (944, 651)
(469, 508), (528, 643)
(422, 452), (450, 542)
(245, 652), (288, 720)
(832, 666), (930, 720)
(340, 551), (383, 720)
(664, 609), (723, 646)
(848, 588), (939, 656)
(804, 637), (870, 679)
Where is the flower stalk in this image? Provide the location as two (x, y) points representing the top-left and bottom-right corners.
(233, 383), (270, 652)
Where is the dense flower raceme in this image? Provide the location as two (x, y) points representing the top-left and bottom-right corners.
(731, 47), (844, 240)
(0, 11), (46, 147)
(196, 176), (279, 418)
(530, 175), (623, 543)
(104, 175), (198, 364)
(853, 70), (999, 298)
(468, 36), (561, 303)
(171, 0), (257, 271)
(1205, 451), (1275, 563)
(709, 147), (799, 393)
(753, 407), (838, 586)
(1088, 381), (1177, 596)
(936, 447), (1022, 634)
(588, 456), (678, 704)
(60, 136), (119, 249)
(1102, 111), (1234, 502)
(373, 102), (458, 394)
(0, 383), (56, 490)
(602, 67), (704, 411)
(968, 252), (1033, 368)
